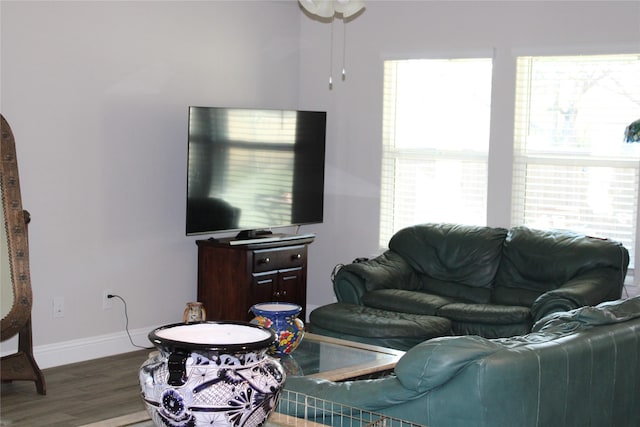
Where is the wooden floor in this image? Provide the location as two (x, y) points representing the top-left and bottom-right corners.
(1, 349), (149, 427)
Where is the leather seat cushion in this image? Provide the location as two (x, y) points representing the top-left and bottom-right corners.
(450, 320), (533, 338)
(437, 302), (532, 325)
(309, 303), (452, 339)
(362, 289), (458, 315)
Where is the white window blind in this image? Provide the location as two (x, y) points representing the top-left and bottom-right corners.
(512, 54), (640, 268)
(380, 58), (493, 247)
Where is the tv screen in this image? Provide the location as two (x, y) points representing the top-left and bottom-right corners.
(186, 107), (326, 236)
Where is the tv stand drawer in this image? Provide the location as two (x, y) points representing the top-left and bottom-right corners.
(252, 246), (307, 273)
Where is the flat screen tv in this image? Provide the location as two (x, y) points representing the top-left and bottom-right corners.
(186, 107), (326, 237)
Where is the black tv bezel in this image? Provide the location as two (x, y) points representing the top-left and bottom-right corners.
(185, 106), (327, 238)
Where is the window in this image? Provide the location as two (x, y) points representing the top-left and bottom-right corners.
(512, 54), (640, 268)
(380, 58), (493, 247)
(381, 53), (640, 269)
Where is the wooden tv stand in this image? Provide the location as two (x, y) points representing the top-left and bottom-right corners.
(196, 234), (315, 321)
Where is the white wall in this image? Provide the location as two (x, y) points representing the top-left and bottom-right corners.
(301, 1), (640, 312)
(1, 0), (639, 368)
(0, 0), (303, 367)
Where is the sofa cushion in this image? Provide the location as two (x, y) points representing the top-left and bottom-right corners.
(309, 302), (452, 340)
(362, 289), (457, 315)
(491, 286), (542, 307)
(417, 276), (492, 304)
(389, 223), (507, 290)
(494, 226), (628, 298)
(436, 302), (531, 325)
(449, 320), (532, 338)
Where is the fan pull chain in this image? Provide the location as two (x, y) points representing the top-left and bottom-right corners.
(342, 19), (347, 81)
(329, 17), (334, 90)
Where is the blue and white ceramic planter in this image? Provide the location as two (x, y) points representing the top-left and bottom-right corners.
(139, 321), (285, 427)
(250, 303), (305, 356)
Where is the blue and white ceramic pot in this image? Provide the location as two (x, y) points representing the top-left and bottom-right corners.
(250, 302), (304, 356)
(139, 321), (285, 427)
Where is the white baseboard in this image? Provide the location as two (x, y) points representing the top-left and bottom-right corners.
(2, 303), (340, 369)
(1, 327), (156, 369)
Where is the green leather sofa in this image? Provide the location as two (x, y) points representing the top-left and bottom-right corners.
(286, 297), (640, 427)
(328, 223), (629, 339)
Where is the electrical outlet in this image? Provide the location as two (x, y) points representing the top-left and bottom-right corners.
(53, 297), (64, 318)
(103, 289), (113, 310)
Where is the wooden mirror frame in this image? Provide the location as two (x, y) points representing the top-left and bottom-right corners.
(1, 114), (33, 340)
(1, 114), (45, 394)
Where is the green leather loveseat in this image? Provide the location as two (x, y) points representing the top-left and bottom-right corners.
(315, 223), (629, 344)
(286, 297), (640, 427)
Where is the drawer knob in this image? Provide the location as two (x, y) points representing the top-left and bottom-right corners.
(259, 257), (271, 264)
(292, 253), (302, 260)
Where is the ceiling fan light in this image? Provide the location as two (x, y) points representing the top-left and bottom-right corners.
(334, 0), (366, 18)
(299, 0), (365, 19)
(298, 0), (336, 18)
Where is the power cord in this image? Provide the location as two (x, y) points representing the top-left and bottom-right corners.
(107, 294), (152, 350)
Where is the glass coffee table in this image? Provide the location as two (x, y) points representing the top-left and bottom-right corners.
(82, 333), (405, 427)
(280, 332), (404, 381)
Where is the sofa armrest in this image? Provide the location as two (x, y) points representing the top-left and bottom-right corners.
(531, 268), (624, 321)
(533, 295), (640, 332)
(331, 269), (368, 304)
(333, 251), (416, 304)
